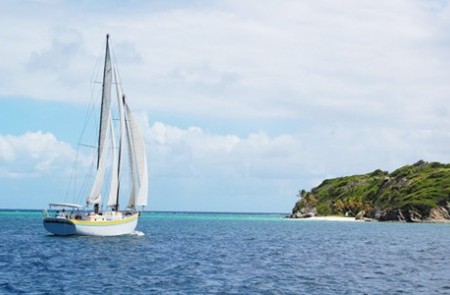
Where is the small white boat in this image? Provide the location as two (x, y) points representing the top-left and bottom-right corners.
(43, 34), (148, 236)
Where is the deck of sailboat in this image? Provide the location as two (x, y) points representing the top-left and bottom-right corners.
(71, 212), (138, 226)
(44, 211), (139, 225)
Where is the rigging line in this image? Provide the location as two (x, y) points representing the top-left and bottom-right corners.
(76, 102), (97, 151)
(90, 39), (106, 89)
(103, 165), (115, 208)
(80, 54), (103, 147)
(78, 77), (102, 151)
(65, 136), (90, 204)
(65, 100), (98, 204)
(78, 143), (97, 149)
(93, 81), (122, 85)
(109, 37), (125, 95)
(64, 148), (78, 203)
(80, 159), (97, 204)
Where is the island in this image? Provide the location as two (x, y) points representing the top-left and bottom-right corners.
(290, 160), (450, 222)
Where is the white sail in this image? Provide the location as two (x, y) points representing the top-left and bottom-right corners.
(86, 112), (112, 204)
(106, 69), (126, 209)
(107, 116), (118, 207)
(125, 103), (148, 207)
(137, 149), (148, 207)
(97, 35), (112, 169)
(126, 107), (137, 208)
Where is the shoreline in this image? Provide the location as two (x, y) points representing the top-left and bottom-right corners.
(289, 216), (450, 223)
(290, 216), (361, 222)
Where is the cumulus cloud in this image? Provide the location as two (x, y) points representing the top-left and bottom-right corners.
(142, 120), (450, 211)
(147, 121), (300, 178)
(145, 121), (450, 194)
(144, 121), (306, 211)
(27, 28), (84, 71)
(0, 131), (77, 178)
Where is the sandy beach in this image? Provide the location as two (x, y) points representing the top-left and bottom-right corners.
(291, 216), (360, 222)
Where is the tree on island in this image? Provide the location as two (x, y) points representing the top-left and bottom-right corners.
(290, 160), (450, 222)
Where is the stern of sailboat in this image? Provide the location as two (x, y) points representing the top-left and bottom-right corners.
(43, 217), (77, 236)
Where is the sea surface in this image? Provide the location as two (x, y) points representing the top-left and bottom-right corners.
(0, 211), (449, 294)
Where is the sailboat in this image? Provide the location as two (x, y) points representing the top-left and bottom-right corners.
(43, 34), (148, 236)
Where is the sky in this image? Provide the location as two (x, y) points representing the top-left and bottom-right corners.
(1, 0), (450, 212)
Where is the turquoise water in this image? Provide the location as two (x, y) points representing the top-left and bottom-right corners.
(1, 211), (449, 294)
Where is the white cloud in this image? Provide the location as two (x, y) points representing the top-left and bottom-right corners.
(0, 131), (77, 178)
(145, 121), (306, 211)
(145, 121), (450, 198)
(27, 28), (84, 71)
(148, 122), (297, 176)
(2, 0), (450, 123)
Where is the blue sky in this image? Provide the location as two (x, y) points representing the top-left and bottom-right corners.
(1, 0), (450, 212)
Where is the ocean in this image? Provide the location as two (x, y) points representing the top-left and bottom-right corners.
(0, 211), (449, 294)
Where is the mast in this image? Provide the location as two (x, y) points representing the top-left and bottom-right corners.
(114, 94), (126, 211)
(88, 34), (112, 211)
(97, 34), (112, 169)
(114, 92), (125, 211)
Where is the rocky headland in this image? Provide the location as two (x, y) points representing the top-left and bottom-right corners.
(290, 160), (450, 222)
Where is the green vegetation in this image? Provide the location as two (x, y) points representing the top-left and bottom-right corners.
(291, 160), (450, 221)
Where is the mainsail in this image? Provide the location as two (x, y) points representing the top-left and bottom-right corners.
(86, 112), (112, 205)
(125, 103), (148, 208)
(107, 117), (118, 208)
(98, 34), (112, 168)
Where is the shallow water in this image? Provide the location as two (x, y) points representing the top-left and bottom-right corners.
(0, 211), (449, 294)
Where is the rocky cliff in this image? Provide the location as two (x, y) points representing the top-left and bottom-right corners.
(290, 160), (450, 222)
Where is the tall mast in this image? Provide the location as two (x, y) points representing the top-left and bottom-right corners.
(97, 34), (112, 169)
(115, 94), (126, 211)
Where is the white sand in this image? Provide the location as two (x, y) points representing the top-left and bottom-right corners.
(292, 216), (360, 222)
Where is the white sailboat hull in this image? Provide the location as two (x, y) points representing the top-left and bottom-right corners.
(43, 213), (139, 236)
